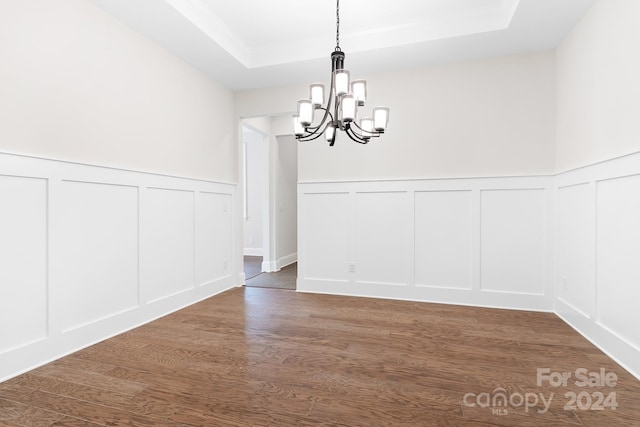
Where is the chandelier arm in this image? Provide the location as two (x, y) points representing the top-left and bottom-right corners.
(298, 121), (333, 142)
(345, 125), (369, 144)
(334, 94), (344, 130)
(301, 108), (335, 139)
(304, 107), (330, 131)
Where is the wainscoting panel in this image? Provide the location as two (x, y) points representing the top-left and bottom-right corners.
(0, 175), (48, 353)
(556, 183), (595, 318)
(0, 152), (237, 382)
(355, 191), (410, 286)
(52, 181), (139, 332)
(298, 177), (554, 311)
(480, 189), (547, 295)
(415, 190), (473, 290)
(141, 188), (195, 304)
(300, 192), (349, 282)
(196, 192), (233, 286)
(555, 151), (640, 380)
(596, 174), (640, 349)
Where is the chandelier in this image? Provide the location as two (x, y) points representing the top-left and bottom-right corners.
(292, 0), (389, 146)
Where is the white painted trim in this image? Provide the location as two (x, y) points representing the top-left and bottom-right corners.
(277, 252), (297, 270)
(0, 151), (239, 382)
(554, 150), (640, 381)
(262, 260), (278, 273)
(298, 176), (555, 312)
(243, 248), (264, 256)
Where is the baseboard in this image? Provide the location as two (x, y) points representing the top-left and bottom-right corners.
(297, 278), (553, 313)
(277, 252), (297, 270)
(243, 248), (263, 256)
(0, 277), (235, 383)
(556, 299), (640, 381)
(262, 260), (278, 272)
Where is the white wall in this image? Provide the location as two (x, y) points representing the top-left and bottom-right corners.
(555, 152), (640, 380)
(276, 135), (298, 268)
(0, 152), (236, 382)
(0, 0), (235, 182)
(556, 0), (640, 172)
(236, 50), (556, 182)
(299, 176), (554, 311)
(243, 126), (265, 256)
(0, 0), (239, 381)
(554, 0), (640, 379)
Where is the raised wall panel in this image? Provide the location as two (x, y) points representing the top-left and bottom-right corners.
(480, 189), (546, 295)
(414, 190), (472, 290)
(355, 192), (409, 285)
(301, 193), (349, 281)
(557, 183), (595, 316)
(196, 192), (232, 285)
(597, 175), (640, 349)
(0, 176), (48, 352)
(141, 188), (195, 303)
(52, 181), (139, 331)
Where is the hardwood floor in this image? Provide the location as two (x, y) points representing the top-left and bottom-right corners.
(245, 263), (297, 290)
(243, 256), (262, 280)
(2, 287), (639, 426)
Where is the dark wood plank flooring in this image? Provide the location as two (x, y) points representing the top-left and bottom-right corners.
(1, 287), (639, 426)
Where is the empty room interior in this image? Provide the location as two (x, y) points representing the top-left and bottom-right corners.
(2, 0), (640, 425)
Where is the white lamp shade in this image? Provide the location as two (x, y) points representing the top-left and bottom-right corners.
(310, 84), (324, 107)
(292, 115), (304, 136)
(340, 95), (356, 122)
(297, 99), (314, 126)
(334, 70), (350, 96)
(352, 80), (367, 106)
(325, 124), (336, 142)
(373, 107), (389, 131)
(360, 118), (374, 138)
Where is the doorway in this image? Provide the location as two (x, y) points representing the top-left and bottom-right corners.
(241, 117), (298, 290)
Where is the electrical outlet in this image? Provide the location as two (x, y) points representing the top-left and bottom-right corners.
(348, 262), (356, 273)
(224, 259), (228, 270)
(561, 277), (568, 291)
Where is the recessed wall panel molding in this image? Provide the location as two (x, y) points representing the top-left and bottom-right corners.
(556, 183), (595, 318)
(355, 191), (410, 286)
(299, 192), (350, 282)
(196, 191), (233, 286)
(298, 177), (553, 310)
(596, 174), (640, 349)
(554, 150), (640, 381)
(415, 190), (473, 290)
(0, 151), (236, 383)
(480, 188), (547, 296)
(0, 175), (48, 353)
(140, 188), (195, 303)
(51, 180), (139, 332)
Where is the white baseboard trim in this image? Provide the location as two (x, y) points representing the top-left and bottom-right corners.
(243, 248), (263, 256)
(556, 298), (640, 381)
(277, 252), (297, 270)
(297, 279), (553, 313)
(0, 277), (235, 383)
(262, 260), (278, 273)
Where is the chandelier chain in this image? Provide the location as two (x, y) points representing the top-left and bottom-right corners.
(335, 0), (341, 51)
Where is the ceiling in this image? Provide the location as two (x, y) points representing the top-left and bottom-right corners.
(90, 0), (595, 91)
